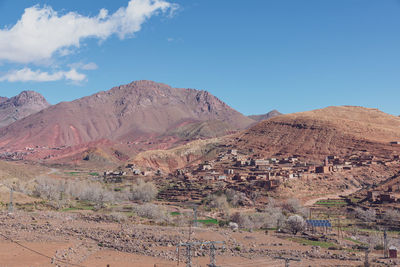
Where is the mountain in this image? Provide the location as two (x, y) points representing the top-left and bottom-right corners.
(231, 106), (400, 159)
(248, 109), (282, 122)
(0, 81), (254, 152)
(0, 91), (50, 128)
(132, 105), (400, 172)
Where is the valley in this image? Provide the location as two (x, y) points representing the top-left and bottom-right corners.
(0, 82), (399, 266)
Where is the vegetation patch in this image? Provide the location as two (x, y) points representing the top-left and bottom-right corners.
(196, 218), (219, 225)
(65, 171), (80, 176)
(315, 200), (347, 206)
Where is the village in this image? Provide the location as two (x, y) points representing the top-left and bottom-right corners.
(100, 146), (400, 206)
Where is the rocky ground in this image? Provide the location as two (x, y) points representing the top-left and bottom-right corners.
(0, 210), (385, 267)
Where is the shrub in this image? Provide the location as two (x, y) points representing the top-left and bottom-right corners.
(284, 215), (305, 235)
(33, 177), (65, 201)
(208, 194), (230, 213)
(133, 203), (170, 223)
(108, 212), (128, 222)
(225, 189), (246, 207)
(33, 177), (115, 207)
(382, 209), (400, 222)
(131, 179), (158, 202)
(230, 209), (285, 230)
(282, 198), (309, 217)
(354, 207), (376, 223)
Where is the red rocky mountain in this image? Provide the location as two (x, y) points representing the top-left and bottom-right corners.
(0, 81), (255, 151)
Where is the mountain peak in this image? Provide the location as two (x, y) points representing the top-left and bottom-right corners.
(12, 90), (49, 107)
(0, 81), (254, 150)
(0, 90), (50, 128)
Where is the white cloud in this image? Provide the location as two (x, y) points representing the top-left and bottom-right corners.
(0, 68), (86, 82)
(0, 0), (177, 64)
(81, 62), (98, 70)
(68, 62), (99, 70)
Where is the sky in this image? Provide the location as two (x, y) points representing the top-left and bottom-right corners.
(0, 0), (399, 116)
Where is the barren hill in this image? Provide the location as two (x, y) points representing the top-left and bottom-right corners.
(248, 109), (282, 122)
(232, 106), (400, 158)
(0, 91), (50, 128)
(0, 81), (254, 151)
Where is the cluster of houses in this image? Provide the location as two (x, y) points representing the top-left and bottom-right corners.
(367, 182), (400, 204)
(170, 149), (400, 193)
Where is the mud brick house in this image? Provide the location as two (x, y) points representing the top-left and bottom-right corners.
(367, 190), (379, 202)
(315, 166), (330, 174)
(251, 159), (269, 167)
(228, 149), (238, 155)
(224, 169), (234, 175)
(233, 174), (246, 182)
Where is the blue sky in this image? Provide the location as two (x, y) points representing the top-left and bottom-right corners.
(0, 0), (399, 116)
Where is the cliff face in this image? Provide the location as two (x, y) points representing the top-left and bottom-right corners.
(0, 91), (50, 128)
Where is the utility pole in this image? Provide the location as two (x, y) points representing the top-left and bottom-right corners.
(383, 229), (388, 258)
(176, 241), (201, 267)
(202, 241), (224, 267)
(364, 248), (370, 267)
(193, 206), (198, 227)
(275, 256), (301, 267)
(8, 188), (13, 213)
(176, 241), (224, 267)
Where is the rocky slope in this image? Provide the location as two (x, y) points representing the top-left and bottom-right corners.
(133, 106), (400, 172)
(0, 80), (254, 151)
(0, 91), (50, 128)
(232, 106), (400, 158)
(132, 138), (221, 172)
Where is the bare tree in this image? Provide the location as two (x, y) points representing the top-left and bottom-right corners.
(131, 179), (158, 202)
(383, 208), (400, 222)
(355, 207), (376, 223)
(285, 215), (305, 235)
(282, 198), (309, 217)
(225, 189), (246, 207)
(133, 203), (171, 223)
(209, 194), (230, 213)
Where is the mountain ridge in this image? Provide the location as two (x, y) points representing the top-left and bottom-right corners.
(0, 80), (255, 152)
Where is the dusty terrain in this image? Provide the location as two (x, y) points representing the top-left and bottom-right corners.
(0, 211), (368, 267)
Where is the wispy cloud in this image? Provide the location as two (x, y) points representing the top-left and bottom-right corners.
(81, 62), (98, 70)
(0, 0), (178, 64)
(68, 62), (99, 70)
(0, 68), (86, 82)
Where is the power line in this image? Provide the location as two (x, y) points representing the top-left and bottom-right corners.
(0, 232), (86, 267)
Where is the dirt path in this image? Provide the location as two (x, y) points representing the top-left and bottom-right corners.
(303, 187), (361, 206)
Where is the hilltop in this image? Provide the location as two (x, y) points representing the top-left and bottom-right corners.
(248, 109), (282, 122)
(231, 106), (400, 159)
(0, 91), (50, 128)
